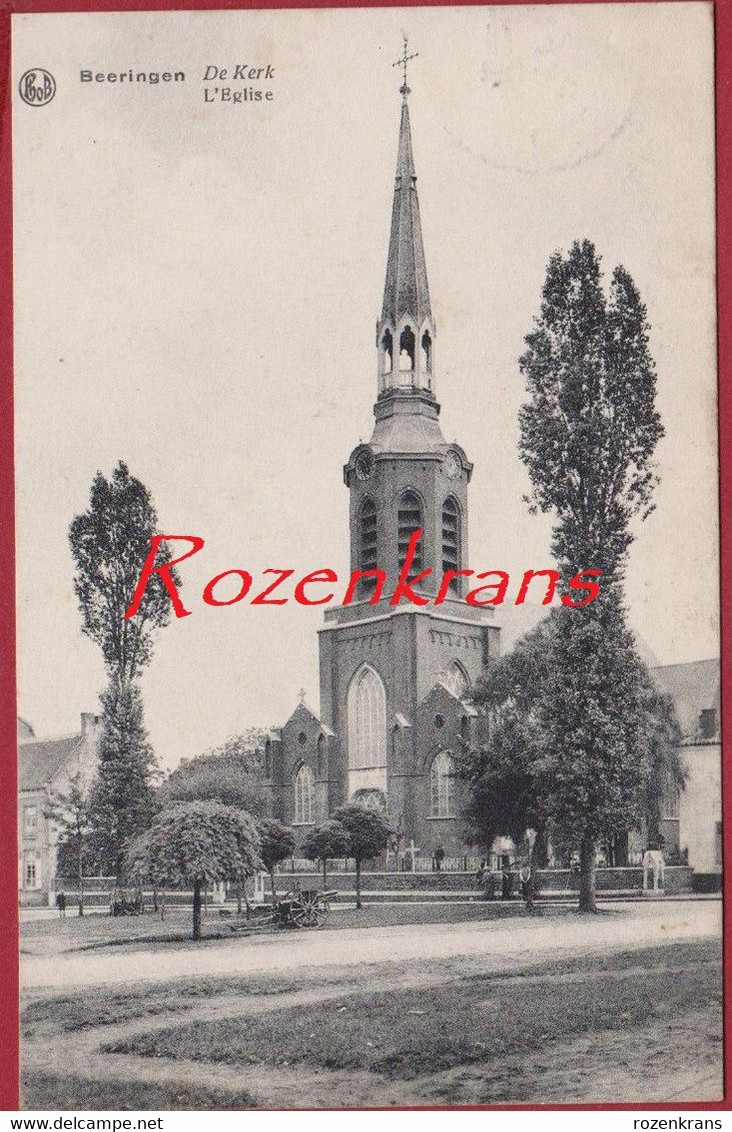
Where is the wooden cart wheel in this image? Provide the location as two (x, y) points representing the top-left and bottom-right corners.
(290, 902), (309, 927)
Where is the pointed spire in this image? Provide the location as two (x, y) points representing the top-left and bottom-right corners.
(381, 78), (432, 328)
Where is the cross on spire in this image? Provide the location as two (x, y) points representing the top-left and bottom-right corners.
(392, 36), (418, 99)
(298, 687), (307, 705)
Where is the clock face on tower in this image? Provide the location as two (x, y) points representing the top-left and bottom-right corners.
(354, 449), (375, 481)
(443, 451), (461, 480)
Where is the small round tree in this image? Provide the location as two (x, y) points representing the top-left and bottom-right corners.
(136, 801), (261, 940)
(333, 805), (391, 910)
(256, 818), (296, 902)
(302, 820), (351, 887)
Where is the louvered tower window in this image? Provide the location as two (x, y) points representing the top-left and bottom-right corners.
(398, 491), (423, 574)
(360, 498), (377, 572)
(442, 497), (460, 584)
(359, 498), (378, 595)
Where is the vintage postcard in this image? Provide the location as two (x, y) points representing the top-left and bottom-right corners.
(11, 0), (724, 1114)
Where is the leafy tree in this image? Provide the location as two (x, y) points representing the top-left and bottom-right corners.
(463, 605), (683, 912)
(643, 687), (685, 849)
(45, 773), (93, 916)
(333, 805), (391, 910)
(302, 820), (351, 886)
(88, 681), (160, 878)
(69, 462), (179, 880)
(461, 618), (555, 911)
(132, 801), (261, 940)
(69, 461), (179, 683)
(519, 239), (663, 588)
(515, 240), (670, 909)
(541, 602), (661, 910)
(256, 818), (296, 901)
(161, 730), (268, 814)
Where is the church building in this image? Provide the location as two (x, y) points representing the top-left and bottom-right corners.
(264, 71), (498, 858)
(262, 64), (722, 888)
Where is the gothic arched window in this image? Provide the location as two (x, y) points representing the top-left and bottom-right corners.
(381, 330), (393, 374)
(442, 496), (461, 580)
(399, 325), (415, 371)
(359, 497), (378, 573)
(430, 751), (456, 818)
(294, 764), (314, 825)
(421, 330), (432, 372)
(442, 661), (469, 700)
(348, 665), (387, 771)
(398, 490), (423, 575)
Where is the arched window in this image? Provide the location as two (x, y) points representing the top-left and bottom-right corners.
(381, 330), (393, 374)
(359, 497), (377, 573)
(421, 330), (432, 372)
(348, 666), (387, 771)
(399, 326), (415, 371)
(442, 661), (469, 700)
(294, 764), (314, 825)
(430, 751), (456, 818)
(442, 496), (461, 581)
(398, 490), (423, 575)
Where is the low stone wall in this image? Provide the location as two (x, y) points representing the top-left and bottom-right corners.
(267, 865), (695, 896)
(46, 864), (695, 908)
(536, 866), (693, 895)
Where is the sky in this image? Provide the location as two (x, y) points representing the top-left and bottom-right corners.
(12, 3), (718, 770)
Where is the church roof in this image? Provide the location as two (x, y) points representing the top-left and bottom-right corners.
(381, 97), (432, 329)
(18, 733), (83, 792)
(370, 407), (446, 453)
(282, 700), (332, 736)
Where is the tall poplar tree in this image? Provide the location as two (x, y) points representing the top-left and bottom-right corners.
(69, 461), (179, 878)
(512, 239), (674, 910)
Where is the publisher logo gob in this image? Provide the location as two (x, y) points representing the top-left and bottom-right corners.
(19, 68), (56, 107)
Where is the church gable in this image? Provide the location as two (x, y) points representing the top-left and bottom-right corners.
(278, 701), (333, 830)
(415, 683), (473, 771)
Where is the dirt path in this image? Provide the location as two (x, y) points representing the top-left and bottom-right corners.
(21, 900), (721, 992)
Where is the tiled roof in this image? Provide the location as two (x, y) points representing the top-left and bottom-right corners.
(18, 733), (82, 791)
(651, 658), (720, 743)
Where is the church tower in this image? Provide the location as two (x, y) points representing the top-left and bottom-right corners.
(265, 47), (499, 858)
(346, 66), (471, 601)
(313, 51), (500, 857)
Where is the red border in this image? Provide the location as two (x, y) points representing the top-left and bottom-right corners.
(0, 0), (729, 1114)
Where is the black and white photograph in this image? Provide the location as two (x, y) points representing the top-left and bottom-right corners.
(13, 2), (722, 1110)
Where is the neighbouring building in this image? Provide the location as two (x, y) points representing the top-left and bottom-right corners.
(653, 658), (722, 889)
(18, 712), (100, 906)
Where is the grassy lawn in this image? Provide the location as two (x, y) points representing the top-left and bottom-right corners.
(104, 939), (721, 1080)
(22, 1073), (257, 1111)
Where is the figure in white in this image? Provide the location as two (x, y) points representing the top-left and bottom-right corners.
(643, 848), (665, 894)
